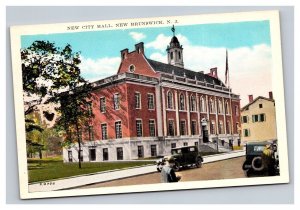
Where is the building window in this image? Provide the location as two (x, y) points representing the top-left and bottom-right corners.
(195, 142), (198, 147)
(236, 123), (239, 133)
(226, 121), (231, 134)
(209, 98), (215, 113)
(136, 119), (143, 137)
(171, 143), (176, 149)
(180, 120), (186, 135)
(190, 95), (196, 111)
(100, 97), (106, 113)
(113, 93), (120, 110)
(252, 114), (266, 122)
(135, 92), (141, 109)
(218, 99), (223, 114)
(129, 64), (135, 72)
(191, 121), (197, 135)
(178, 51), (181, 59)
(148, 93), (155, 110)
(200, 97), (206, 112)
(87, 103), (92, 116)
(168, 120), (175, 136)
(218, 121), (224, 134)
(68, 151), (72, 162)
(244, 129), (250, 137)
(89, 148), (96, 161)
(87, 125), (94, 141)
(149, 120), (156, 137)
(242, 116), (249, 123)
(225, 101), (229, 114)
(101, 124), (107, 140)
(179, 93), (185, 110)
(259, 104), (263, 108)
(183, 142), (188, 146)
(151, 145), (157, 157)
(170, 52), (173, 60)
(117, 147), (123, 160)
(115, 121), (122, 138)
(211, 121), (216, 134)
(235, 105), (239, 116)
(138, 146), (144, 158)
(79, 150), (83, 162)
(167, 91), (174, 109)
(103, 148), (108, 161)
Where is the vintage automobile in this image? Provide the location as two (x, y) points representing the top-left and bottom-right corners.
(156, 146), (203, 172)
(242, 141), (279, 177)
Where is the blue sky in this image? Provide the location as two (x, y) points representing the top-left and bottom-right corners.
(21, 20), (272, 105)
(21, 21), (270, 59)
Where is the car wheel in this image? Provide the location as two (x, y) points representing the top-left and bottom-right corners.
(195, 158), (203, 168)
(251, 156), (264, 172)
(173, 161), (180, 172)
(156, 163), (163, 172)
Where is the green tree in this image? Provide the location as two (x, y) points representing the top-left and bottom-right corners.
(21, 41), (94, 167)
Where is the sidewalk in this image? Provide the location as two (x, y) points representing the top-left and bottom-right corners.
(28, 150), (245, 192)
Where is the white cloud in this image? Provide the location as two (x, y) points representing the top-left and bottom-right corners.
(129, 32), (146, 42)
(147, 34), (272, 106)
(79, 56), (121, 82)
(145, 33), (189, 52)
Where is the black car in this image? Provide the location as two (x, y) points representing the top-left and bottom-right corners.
(242, 141), (279, 177)
(156, 146), (203, 172)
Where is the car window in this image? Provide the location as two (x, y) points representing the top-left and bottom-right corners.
(189, 147), (195, 152)
(253, 146), (265, 152)
(181, 148), (189, 153)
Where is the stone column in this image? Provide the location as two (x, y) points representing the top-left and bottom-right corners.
(215, 96), (219, 135)
(162, 88), (167, 136)
(156, 85), (163, 137)
(186, 91), (191, 136)
(222, 97), (227, 135)
(206, 95), (210, 135)
(175, 90), (180, 136)
(196, 93), (201, 136)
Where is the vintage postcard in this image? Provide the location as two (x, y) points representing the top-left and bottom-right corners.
(10, 10), (289, 199)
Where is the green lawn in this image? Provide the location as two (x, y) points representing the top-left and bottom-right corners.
(27, 158), (154, 183)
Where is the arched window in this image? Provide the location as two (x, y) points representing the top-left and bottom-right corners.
(211, 121), (216, 134)
(219, 121), (224, 134)
(218, 99), (223, 114)
(200, 96), (206, 112)
(179, 93), (185, 110)
(167, 91), (174, 109)
(209, 98), (215, 113)
(190, 95), (196, 111)
(170, 52), (173, 60)
(225, 101), (229, 114)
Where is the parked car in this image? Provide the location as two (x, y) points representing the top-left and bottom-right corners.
(156, 146), (203, 172)
(242, 141), (279, 177)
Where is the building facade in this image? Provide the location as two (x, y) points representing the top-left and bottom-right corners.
(63, 33), (241, 162)
(240, 92), (277, 144)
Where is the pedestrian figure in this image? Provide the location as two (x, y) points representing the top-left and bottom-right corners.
(262, 144), (275, 176)
(161, 157), (181, 183)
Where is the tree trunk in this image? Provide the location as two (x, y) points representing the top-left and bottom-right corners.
(75, 118), (82, 169)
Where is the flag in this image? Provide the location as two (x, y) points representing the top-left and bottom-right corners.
(171, 25), (175, 36)
(225, 49), (228, 85)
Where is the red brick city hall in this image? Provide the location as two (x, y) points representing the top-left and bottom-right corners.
(63, 34), (241, 162)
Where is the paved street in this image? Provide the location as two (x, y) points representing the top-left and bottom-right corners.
(80, 156), (246, 189)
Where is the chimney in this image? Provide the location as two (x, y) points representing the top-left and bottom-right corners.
(120, 48), (128, 61)
(269, 91), (273, 100)
(210, 67), (218, 78)
(248, 95), (253, 103)
(135, 42), (144, 54)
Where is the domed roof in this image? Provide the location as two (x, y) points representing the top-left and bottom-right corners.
(170, 36), (180, 44)
(169, 36), (181, 48)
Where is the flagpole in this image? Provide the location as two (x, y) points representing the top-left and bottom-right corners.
(226, 49), (234, 147)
